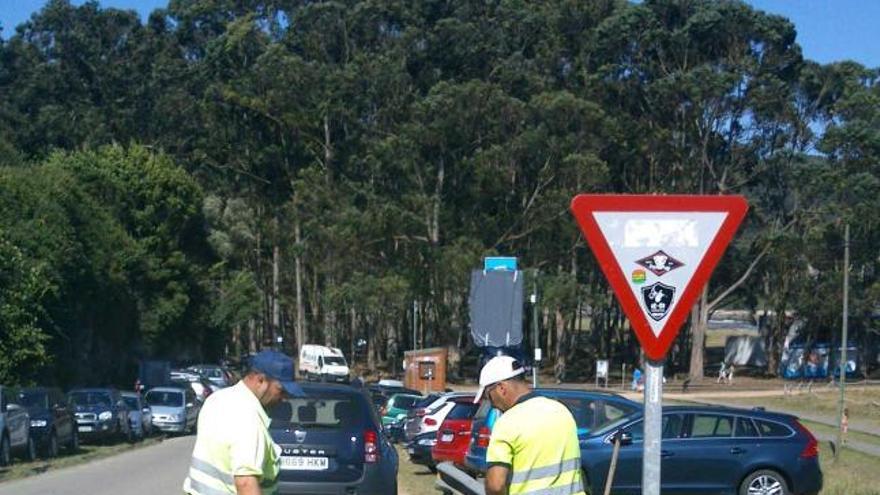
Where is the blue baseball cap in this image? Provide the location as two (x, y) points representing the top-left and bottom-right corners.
(249, 350), (305, 397)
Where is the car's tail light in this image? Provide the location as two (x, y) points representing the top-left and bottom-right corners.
(794, 421), (818, 458)
(364, 430), (380, 463)
(424, 417), (437, 426)
(476, 426), (491, 448)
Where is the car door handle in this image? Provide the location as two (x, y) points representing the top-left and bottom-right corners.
(730, 447), (746, 455)
(660, 450), (674, 458)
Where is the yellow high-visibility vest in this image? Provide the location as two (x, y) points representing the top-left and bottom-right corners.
(183, 382), (281, 495)
(486, 394), (585, 495)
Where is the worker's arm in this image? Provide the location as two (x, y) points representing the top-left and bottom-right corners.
(485, 464), (510, 495)
(234, 475), (262, 495)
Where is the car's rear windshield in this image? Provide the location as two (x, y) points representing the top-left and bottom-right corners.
(18, 390), (48, 409)
(145, 391), (184, 407)
(70, 392), (112, 407)
(446, 402), (479, 420)
(270, 391), (372, 429)
(393, 395), (419, 409)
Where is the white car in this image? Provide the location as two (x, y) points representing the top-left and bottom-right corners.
(404, 392), (472, 441)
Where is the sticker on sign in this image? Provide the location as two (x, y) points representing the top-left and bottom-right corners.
(570, 195), (747, 361)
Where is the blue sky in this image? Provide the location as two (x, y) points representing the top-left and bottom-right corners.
(1, 0), (878, 67)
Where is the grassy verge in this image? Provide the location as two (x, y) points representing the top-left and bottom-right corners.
(395, 445), (439, 495)
(801, 419), (880, 449)
(0, 437), (163, 483)
(820, 447), (880, 495)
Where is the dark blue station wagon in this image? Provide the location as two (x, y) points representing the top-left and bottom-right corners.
(580, 406), (822, 495)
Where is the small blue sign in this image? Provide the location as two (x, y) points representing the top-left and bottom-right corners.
(484, 257), (517, 272)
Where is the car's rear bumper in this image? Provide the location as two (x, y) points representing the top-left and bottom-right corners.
(276, 463), (395, 494)
(791, 458), (823, 494)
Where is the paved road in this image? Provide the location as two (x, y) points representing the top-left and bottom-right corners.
(0, 436), (195, 495)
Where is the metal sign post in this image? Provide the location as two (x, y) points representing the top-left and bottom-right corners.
(643, 361), (663, 495)
(570, 194), (748, 495)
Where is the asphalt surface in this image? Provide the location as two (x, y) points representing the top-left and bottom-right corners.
(0, 436), (195, 495)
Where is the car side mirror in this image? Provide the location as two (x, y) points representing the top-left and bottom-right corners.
(186, 402), (194, 408)
(6, 403), (21, 412)
(613, 430), (633, 446)
(142, 407), (150, 414)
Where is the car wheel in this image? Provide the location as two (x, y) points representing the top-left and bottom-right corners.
(739, 469), (790, 495)
(68, 429), (79, 453)
(24, 436), (37, 462)
(45, 431), (59, 458)
(0, 434), (10, 466)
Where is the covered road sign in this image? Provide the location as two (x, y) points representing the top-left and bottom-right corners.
(570, 194), (748, 360)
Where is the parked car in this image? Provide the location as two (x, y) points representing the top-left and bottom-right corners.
(299, 345), (351, 383)
(0, 386), (36, 465)
(404, 392), (474, 441)
(580, 405), (823, 495)
(145, 386), (199, 434)
(121, 392), (152, 439)
(464, 389), (640, 475)
(68, 388), (132, 443)
(368, 384), (421, 412)
(170, 370), (215, 402)
(185, 364), (232, 388)
(431, 396), (480, 468)
(380, 393), (422, 427)
(381, 393), (423, 443)
(17, 387), (78, 457)
(267, 382), (398, 494)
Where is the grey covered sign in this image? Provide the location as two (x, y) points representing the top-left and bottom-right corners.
(468, 269), (524, 347)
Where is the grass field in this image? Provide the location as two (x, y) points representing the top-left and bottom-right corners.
(0, 437), (163, 483)
(819, 447), (880, 495)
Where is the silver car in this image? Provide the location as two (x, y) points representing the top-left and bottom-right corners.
(0, 386), (35, 465)
(144, 387), (199, 435)
(121, 392), (152, 439)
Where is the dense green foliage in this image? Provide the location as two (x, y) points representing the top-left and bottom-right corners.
(0, 0), (876, 385)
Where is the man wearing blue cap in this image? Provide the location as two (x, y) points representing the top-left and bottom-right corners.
(183, 350), (304, 495)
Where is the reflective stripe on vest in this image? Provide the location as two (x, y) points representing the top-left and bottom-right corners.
(190, 457), (234, 485)
(510, 457), (581, 485)
(186, 475), (234, 495)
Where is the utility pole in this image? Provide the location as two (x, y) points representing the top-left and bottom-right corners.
(531, 274), (539, 388)
(413, 300), (419, 350)
(835, 222), (850, 461)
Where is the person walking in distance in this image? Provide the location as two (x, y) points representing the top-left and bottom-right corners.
(474, 356), (585, 495)
(183, 350), (304, 495)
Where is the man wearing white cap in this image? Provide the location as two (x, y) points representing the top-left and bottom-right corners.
(475, 355), (585, 495)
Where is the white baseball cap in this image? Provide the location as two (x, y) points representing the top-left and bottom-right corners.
(473, 355), (526, 404)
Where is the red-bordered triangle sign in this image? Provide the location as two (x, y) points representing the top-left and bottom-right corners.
(570, 195), (748, 361)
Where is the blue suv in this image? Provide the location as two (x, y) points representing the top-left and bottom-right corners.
(68, 388), (132, 443)
(580, 406), (822, 495)
(464, 389), (641, 475)
(268, 383), (399, 495)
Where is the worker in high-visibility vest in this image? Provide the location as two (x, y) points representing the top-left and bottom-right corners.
(183, 350), (304, 495)
(474, 356), (586, 495)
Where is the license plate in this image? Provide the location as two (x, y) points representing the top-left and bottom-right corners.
(280, 456), (328, 471)
(78, 426), (93, 432)
(441, 433), (454, 443)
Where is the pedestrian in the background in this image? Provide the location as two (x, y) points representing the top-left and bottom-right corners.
(475, 356), (585, 495)
(631, 368), (643, 391)
(717, 362), (728, 384)
(842, 408), (849, 445)
(183, 350), (304, 495)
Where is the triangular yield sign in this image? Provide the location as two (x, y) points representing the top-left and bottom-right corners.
(570, 195), (748, 361)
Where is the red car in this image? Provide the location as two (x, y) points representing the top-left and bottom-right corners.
(431, 396), (479, 467)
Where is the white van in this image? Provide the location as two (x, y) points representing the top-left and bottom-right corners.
(299, 345), (350, 383)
